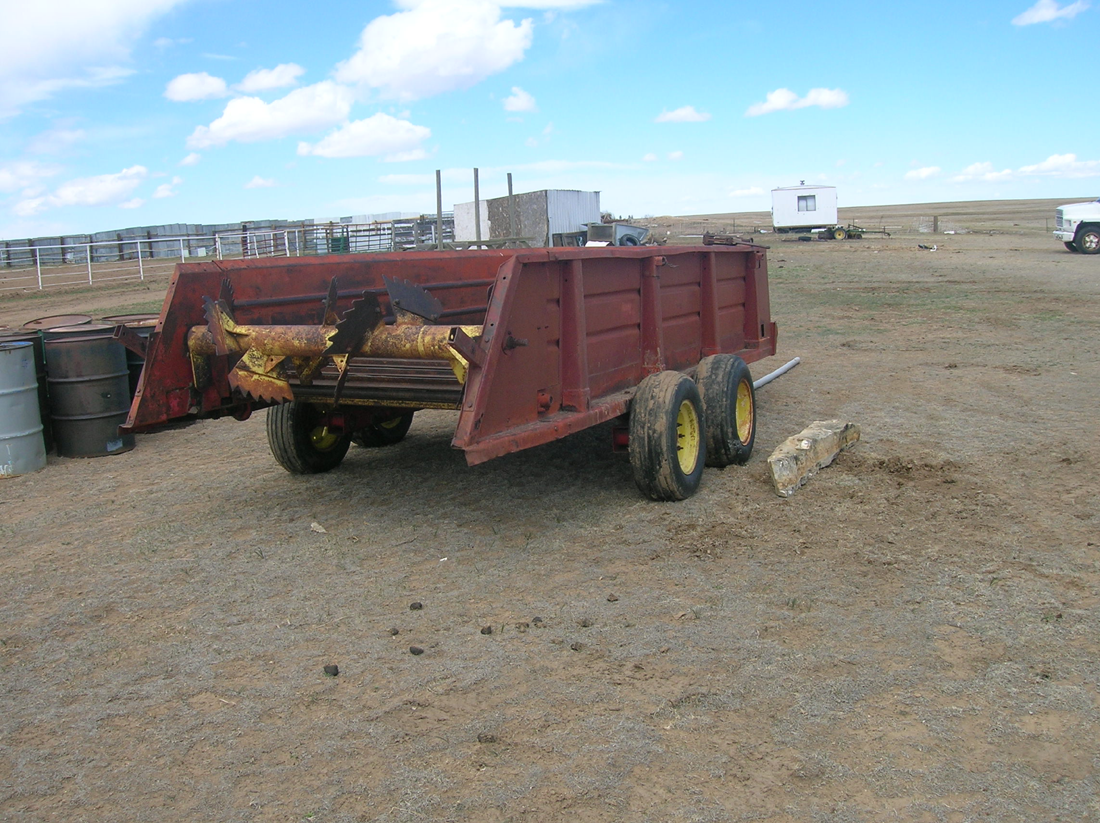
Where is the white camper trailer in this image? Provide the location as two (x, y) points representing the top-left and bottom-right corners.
(771, 184), (838, 232)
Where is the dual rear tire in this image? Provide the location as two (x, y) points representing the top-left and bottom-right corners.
(629, 355), (757, 501)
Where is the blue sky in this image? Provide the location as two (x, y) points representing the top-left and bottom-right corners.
(1, 0), (1096, 238)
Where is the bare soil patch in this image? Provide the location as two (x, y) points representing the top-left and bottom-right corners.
(2, 200), (1098, 822)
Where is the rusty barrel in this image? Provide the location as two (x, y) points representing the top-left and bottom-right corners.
(0, 341), (47, 477)
(44, 324), (135, 457)
(0, 329), (52, 452)
(101, 314), (159, 398)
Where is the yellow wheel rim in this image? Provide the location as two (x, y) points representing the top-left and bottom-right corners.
(735, 379), (754, 444)
(310, 425), (340, 451)
(675, 399), (701, 474)
(379, 416), (403, 430)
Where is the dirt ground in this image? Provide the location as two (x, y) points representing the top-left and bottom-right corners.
(1, 199), (1098, 822)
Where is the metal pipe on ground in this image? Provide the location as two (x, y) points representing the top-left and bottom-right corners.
(753, 357), (801, 390)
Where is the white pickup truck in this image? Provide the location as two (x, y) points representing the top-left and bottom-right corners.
(1054, 198), (1100, 254)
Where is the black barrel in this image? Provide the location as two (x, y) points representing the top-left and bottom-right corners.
(0, 329), (52, 452)
(44, 325), (135, 458)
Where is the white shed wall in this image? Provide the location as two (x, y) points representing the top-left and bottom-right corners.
(454, 201), (490, 242)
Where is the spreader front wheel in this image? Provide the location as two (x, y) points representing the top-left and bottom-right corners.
(629, 371), (706, 501)
(267, 400), (351, 474)
(352, 410), (414, 448)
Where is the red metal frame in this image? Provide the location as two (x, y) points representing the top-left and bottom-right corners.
(125, 245), (777, 466)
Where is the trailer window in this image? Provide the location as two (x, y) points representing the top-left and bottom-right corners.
(797, 195), (817, 212)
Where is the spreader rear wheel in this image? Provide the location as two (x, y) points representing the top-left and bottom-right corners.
(267, 400), (351, 474)
(696, 354), (756, 467)
(352, 410), (414, 448)
(629, 371), (705, 501)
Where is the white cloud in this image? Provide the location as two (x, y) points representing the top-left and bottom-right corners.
(119, 198), (144, 209)
(154, 36), (191, 49)
(179, 152), (201, 166)
(494, 0), (602, 6)
(236, 63), (306, 93)
(0, 161), (62, 193)
(905, 166), (942, 180)
(642, 153), (657, 162)
(729, 187), (765, 197)
(245, 176), (277, 189)
(153, 178), (180, 198)
(335, 0), (534, 101)
(746, 87), (849, 117)
(164, 71), (230, 101)
(654, 105), (710, 123)
(13, 165), (148, 214)
(0, 0), (185, 118)
(26, 127), (87, 155)
(1018, 153), (1100, 177)
(952, 162), (1013, 183)
(297, 113), (431, 160)
(668, 150), (684, 161)
(504, 86), (537, 112)
(1012, 0), (1089, 25)
(187, 81), (355, 149)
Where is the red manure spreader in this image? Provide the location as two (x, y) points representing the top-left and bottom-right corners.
(124, 244), (777, 500)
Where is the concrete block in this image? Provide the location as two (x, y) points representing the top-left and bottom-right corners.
(768, 420), (860, 498)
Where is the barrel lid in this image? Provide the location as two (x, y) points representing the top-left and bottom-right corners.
(0, 339), (34, 351)
(0, 329), (40, 344)
(22, 314), (93, 330)
(42, 322), (117, 340)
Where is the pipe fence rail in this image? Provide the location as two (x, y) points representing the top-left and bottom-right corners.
(0, 215), (455, 293)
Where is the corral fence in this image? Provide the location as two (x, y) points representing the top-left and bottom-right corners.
(0, 215), (454, 293)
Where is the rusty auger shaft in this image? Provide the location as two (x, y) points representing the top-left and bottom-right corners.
(187, 320), (483, 404)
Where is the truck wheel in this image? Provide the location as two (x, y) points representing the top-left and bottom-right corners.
(695, 354), (756, 467)
(832, 227), (847, 240)
(267, 400), (351, 474)
(1077, 227), (1100, 254)
(629, 371), (706, 500)
(352, 411), (414, 448)
(1064, 241), (1080, 253)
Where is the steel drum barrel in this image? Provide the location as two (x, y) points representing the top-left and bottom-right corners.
(0, 341), (47, 476)
(0, 329), (52, 452)
(44, 325), (135, 457)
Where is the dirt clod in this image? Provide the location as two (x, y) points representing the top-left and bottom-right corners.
(323, 664), (339, 677)
(409, 646), (424, 656)
(409, 601), (423, 611)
